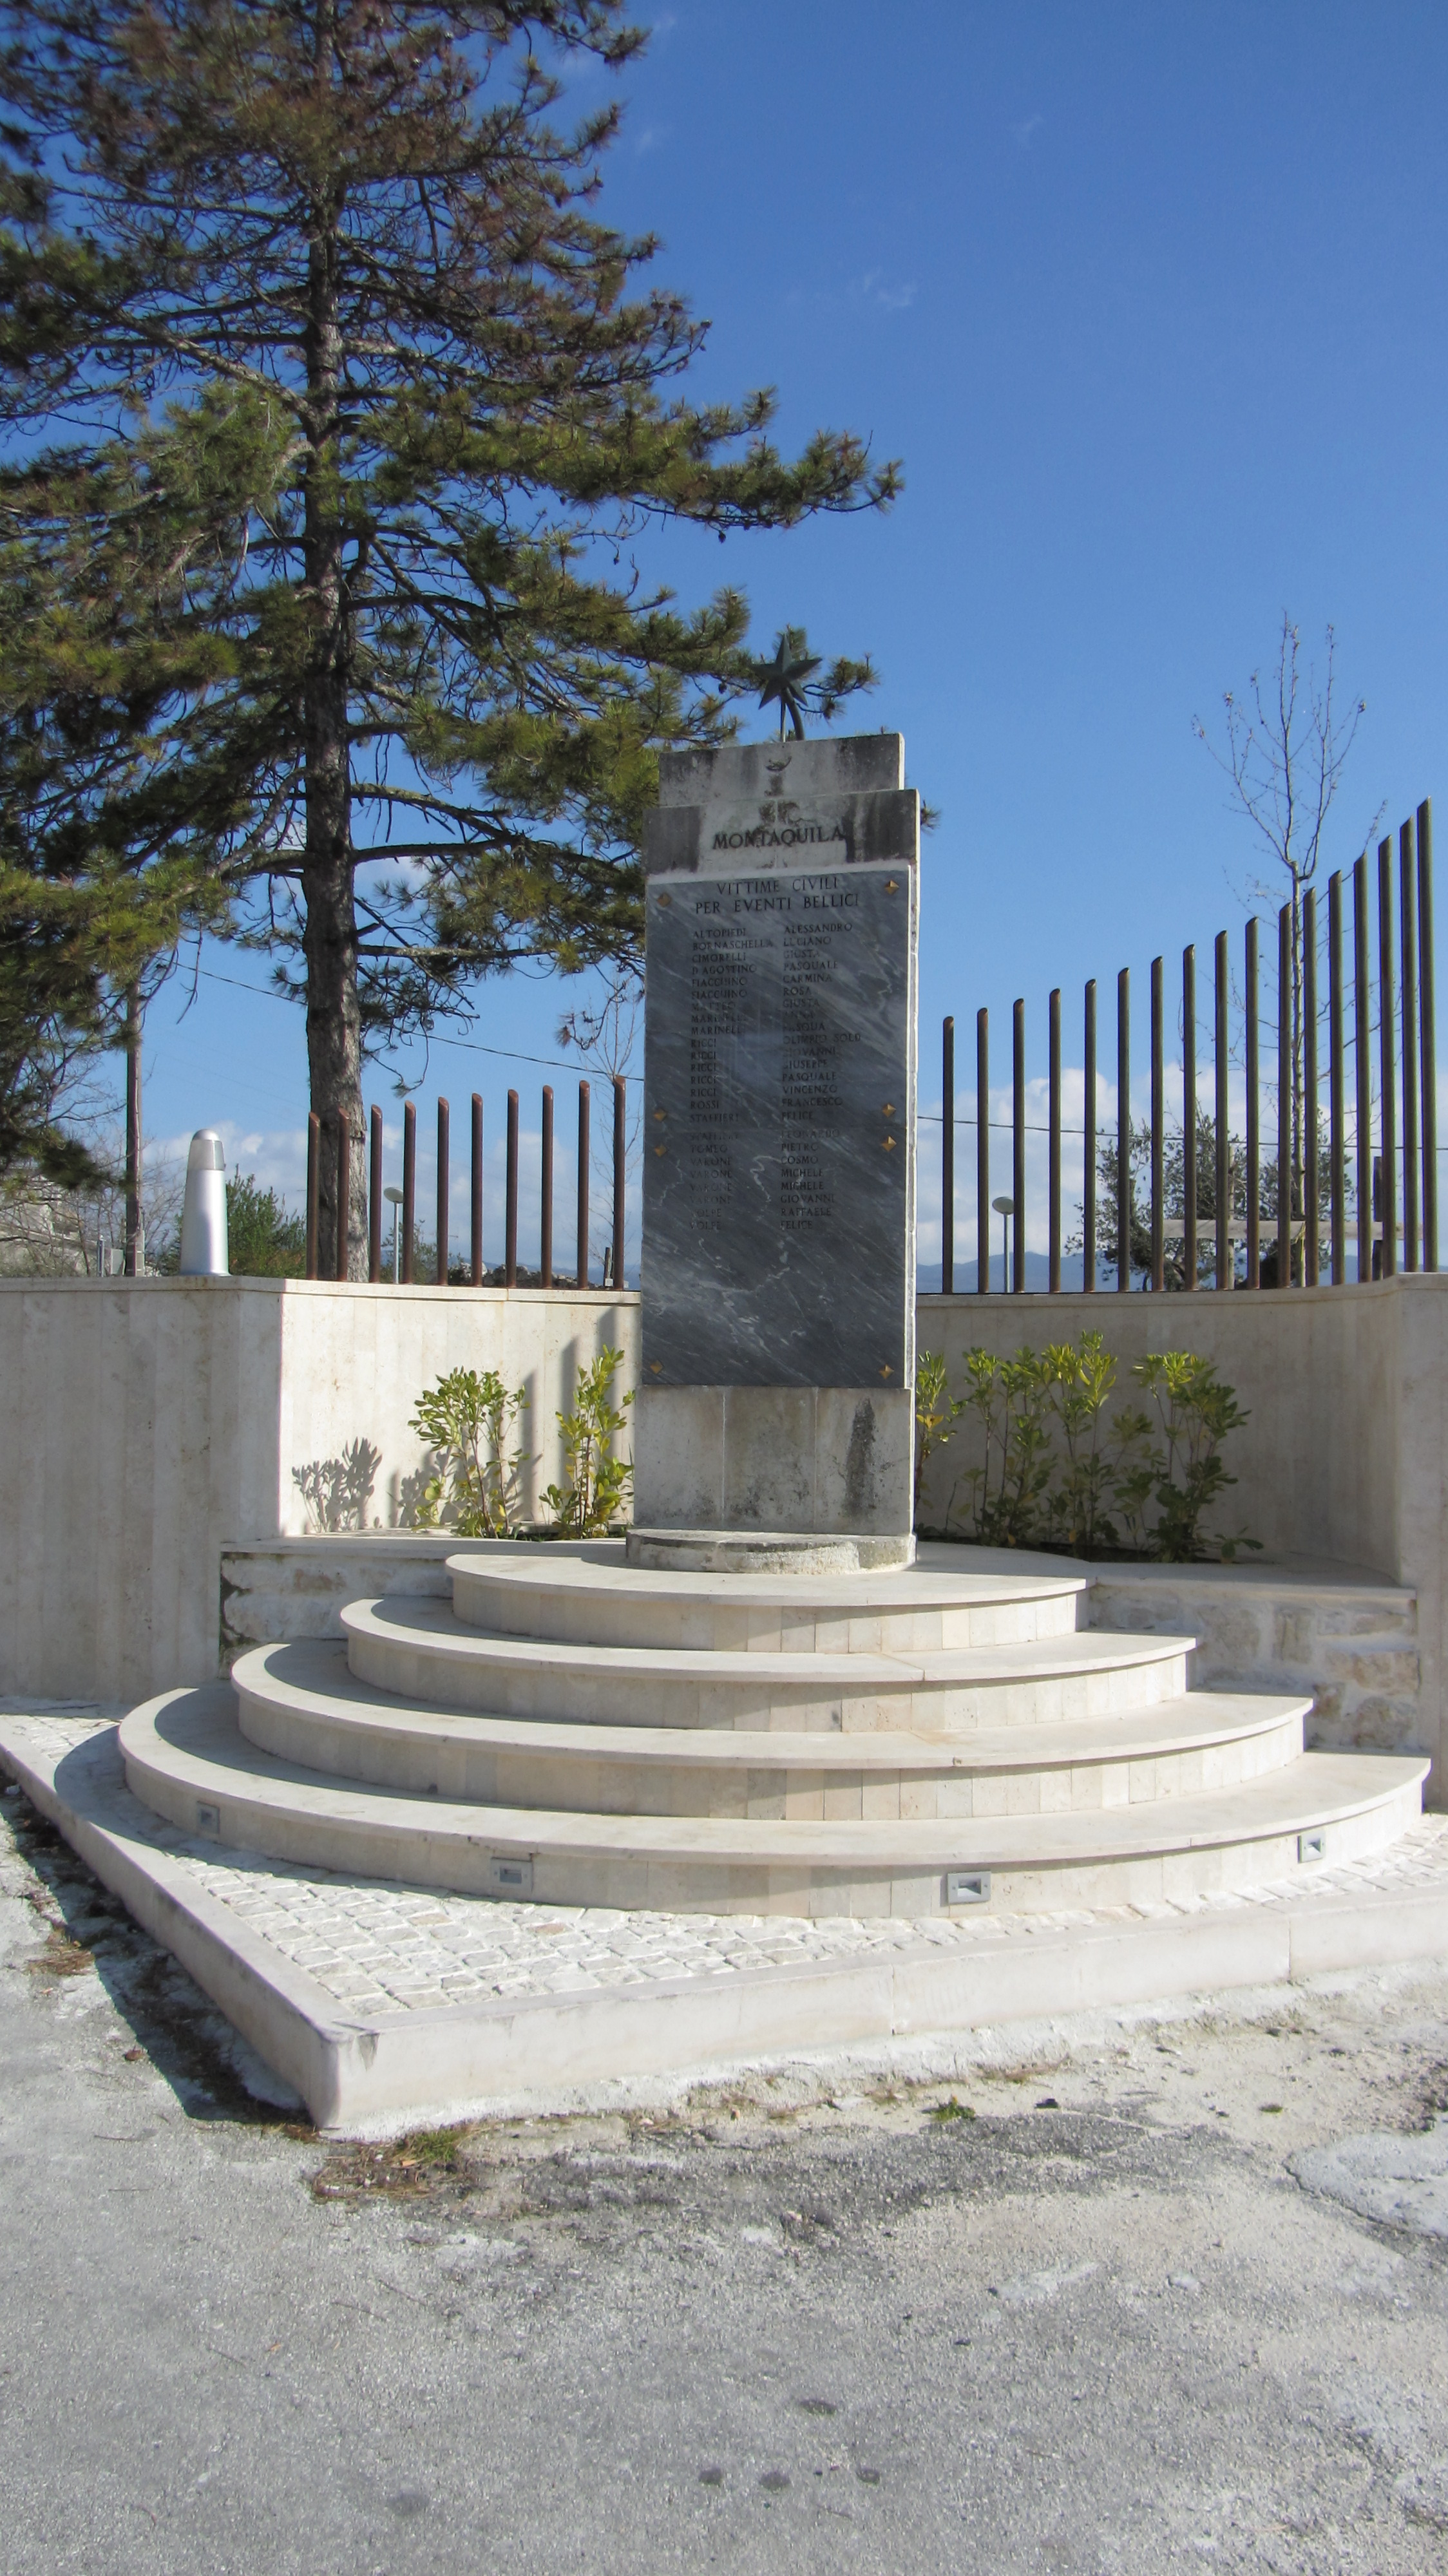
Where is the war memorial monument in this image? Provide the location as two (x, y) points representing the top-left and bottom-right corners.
(0, 732), (1436, 2128)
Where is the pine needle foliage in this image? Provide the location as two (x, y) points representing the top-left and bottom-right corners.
(0, 2), (897, 1260)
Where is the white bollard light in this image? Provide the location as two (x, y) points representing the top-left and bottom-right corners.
(178, 1129), (229, 1276)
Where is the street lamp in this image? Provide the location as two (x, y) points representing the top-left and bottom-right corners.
(384, 1184), (403, 1283)
(991, 1195), (1015, 1295)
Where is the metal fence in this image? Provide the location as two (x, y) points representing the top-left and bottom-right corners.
(304, 1075), (629, 1287)
(940, 799), (1439, 1294)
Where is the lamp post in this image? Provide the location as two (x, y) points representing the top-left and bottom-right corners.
(384, 1184), (403, 1283)
(991, 1195), (1015, 1296)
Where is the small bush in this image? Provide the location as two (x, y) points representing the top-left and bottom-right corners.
(542, 1345), (634, 1537)
(918, 1331), (1257, 1564)
(408, 1367), (535, 1537)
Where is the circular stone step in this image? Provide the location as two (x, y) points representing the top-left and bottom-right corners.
(232, 1640), (1309, 1819)
(446, 1539), (1090, 1654)
(626, 1526), (915, 1573)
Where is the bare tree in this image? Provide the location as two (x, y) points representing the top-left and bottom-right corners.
(1194, 615), (1378, 1265)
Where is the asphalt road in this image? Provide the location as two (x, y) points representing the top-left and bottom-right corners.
(3, 1780), (1447, 2576)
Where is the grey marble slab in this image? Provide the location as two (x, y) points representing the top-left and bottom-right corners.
(641, 858), (915, 1388)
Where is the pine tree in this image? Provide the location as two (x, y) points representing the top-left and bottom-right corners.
(0, 2), (897, 1270)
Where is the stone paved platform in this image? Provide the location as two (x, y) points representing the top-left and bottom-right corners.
(3, 1707), (1447, 2136)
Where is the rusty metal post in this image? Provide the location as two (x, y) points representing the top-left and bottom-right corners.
(1048, 989), (1061, 1294)
(1378, 841), (1396, 1277)
(942, 1016), (955, 1295)
(1329, 872), (1346, 1283)
(1083, 981), (1097, 1291)
(1215, 931), (1230, 1290)
(305, 1112), (320, 1280)
(576, 1082), (590, 1289)
(1116, 968), (1130, 1292)
(504, 1088), (519, 1286)
(401, 1101), (416, 1284)
(1418, 799), (1437, 1271)
(1277, 905), (1291, 1288)
(612, 1075), (627, 1288)
(368, 1106), (383, 1283)
(1183, 945), (1197, 1288)
(1303, 891), (1319, 1285)
(1401, 822), (1420, 1270)
(436, 1097), (450, 1286)
(1150, 956), (1164, 1291)
(470, 1094), (484, 1285)
(1244, 920), (1259, 1289)
(540, 1085), (554, 1287)
(976, 1008), (989, 1293)
(1012, 998), (1025, 1293)
(1354, 855), (1372, 1282)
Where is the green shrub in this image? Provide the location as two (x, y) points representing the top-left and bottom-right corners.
(542, 1346), (634, 1537)
(918, 1331), (1257, 1563)
(408, 1367), (535, 1537)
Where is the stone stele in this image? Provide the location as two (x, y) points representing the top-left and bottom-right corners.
(631, 733), (919, 1569)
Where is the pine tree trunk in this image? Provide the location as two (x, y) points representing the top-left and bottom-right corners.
(300, 21), (363, 1280)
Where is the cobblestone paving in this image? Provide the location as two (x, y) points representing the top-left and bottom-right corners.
(5, 1709), (1447, 2023)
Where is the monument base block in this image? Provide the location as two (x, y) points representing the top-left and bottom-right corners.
(631, 1383), (914, 1556)
(625, 1526), (916, 1574)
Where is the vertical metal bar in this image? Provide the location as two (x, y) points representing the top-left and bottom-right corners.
(975, 1008), (989, 1292)
(1244, 919), (1259, 1290)
(470, 1094), (483, 1285)
(504, 1089), (519, 1287)
(401, 1101), (416, 1284)
(1401, 821), (1420, 1270)
(1329, 873), (1347, 1284)
(1116, 968), (1130, 1292)
(334, 1118), (350, 1283)
(576, 1081), (590, 1289)
(435, 1097), (450, 1287)
(1083, 981), (1097, 1292)
(540, 1085), (554, 1288)
(305, 1112), (320, 1280)
(1419, 798), (1438, 1271)
(1048, 989), (1062, 1293)
(1378, 840), (1396, 1278)
(1303, 892), (1319, 1285)
(1150, 956), (1164, 1292)
(942, 1016), (955, 1296)
(1183, 945), (1197, 1289)
(368, 1106), (383, 1283)
(612, 1075), (627, 1289)
(1215, 931), (1230, 1291)
(123, 982), (142, 1277)
(1012, 998), (1025, 1293)
(1354, 854), (1372, 1283)
(1277, 905), (1291, 1287)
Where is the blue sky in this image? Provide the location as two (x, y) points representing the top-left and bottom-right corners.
(133, 1), (1448, 1274)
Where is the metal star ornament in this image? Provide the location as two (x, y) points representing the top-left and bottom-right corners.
(753, 627), (823, 741)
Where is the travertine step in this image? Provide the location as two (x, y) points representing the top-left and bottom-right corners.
(119, 1683), (1427, 1918)
(446, 1539), (1089, 1653)
(233, 1639), (1309, 1818)
(339, 1595), (1192, 1733)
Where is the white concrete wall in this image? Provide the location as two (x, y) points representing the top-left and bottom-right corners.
(0, 1278), (638, 1707)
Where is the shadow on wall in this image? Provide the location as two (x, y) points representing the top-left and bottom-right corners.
(291, 1439), (383, 1533)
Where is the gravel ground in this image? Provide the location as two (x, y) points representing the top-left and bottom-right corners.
(3, 1779), (1448, 2576)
